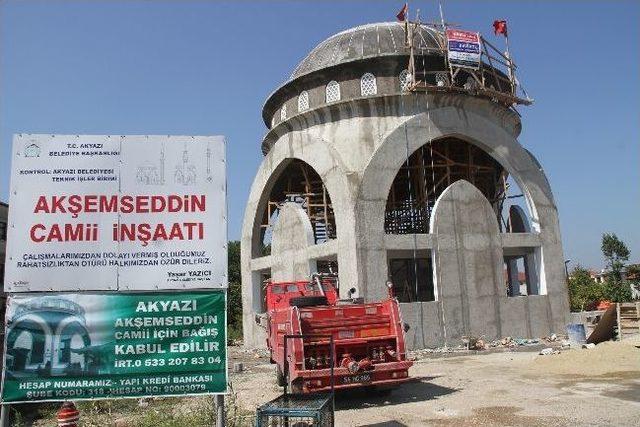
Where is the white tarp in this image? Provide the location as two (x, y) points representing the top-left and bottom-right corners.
(5, 134), (227, 292)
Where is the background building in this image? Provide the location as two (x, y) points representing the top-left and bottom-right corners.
(241, 21), (570, 348)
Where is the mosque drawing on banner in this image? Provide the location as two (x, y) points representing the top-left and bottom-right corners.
(135, 140), (214, 186)
(136, 144), (166, 185)
(174, 146), (197, 186)
(4, 297), (105, 378)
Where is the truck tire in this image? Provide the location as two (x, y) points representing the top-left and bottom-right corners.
(276, 365), (286, 387)
(289, 296), (328, 307)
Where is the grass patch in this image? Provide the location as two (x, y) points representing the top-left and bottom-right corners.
(26, 394), (253, 427)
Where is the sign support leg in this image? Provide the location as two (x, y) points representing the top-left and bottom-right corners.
(0, 405), (9, 427)
(215, 394), (224, 427)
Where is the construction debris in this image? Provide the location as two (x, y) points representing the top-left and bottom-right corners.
(408, 335), (566, 359)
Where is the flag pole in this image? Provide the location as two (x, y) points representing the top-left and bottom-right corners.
(405, 3), (410, 46)
(439, 0), (453, 88)
(504, 30), (515, 94)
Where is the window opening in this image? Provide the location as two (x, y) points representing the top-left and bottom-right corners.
(326, 80), (341, 103)
(361, 73), (377, 96)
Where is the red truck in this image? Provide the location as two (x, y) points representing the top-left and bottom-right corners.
(264, 275), (413, 393)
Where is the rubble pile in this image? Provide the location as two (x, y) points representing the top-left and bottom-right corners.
(409, 334), (566, 360)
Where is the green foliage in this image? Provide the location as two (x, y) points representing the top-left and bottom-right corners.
(568, 265), (605, 311)
(603, 278), (633, 303)
(601, 233), (630, 281)
(626, 263), (640, 279)
(33, 397), (222, 427)
(227, 240), (242, 339)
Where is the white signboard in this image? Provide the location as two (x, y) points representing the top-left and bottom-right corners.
(5, 134), (227, 292)
(446, 29), (481, 69)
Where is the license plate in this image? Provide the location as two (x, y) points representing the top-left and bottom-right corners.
(341, 373), (372, 384)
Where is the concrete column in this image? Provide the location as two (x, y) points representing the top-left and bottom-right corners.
(524, 252), (540, 295)
(431, 180), (505, 343)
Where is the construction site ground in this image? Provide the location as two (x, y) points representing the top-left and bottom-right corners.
(230, 336), (640, 427)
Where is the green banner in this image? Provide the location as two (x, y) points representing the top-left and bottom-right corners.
(1, 291), (227, 403)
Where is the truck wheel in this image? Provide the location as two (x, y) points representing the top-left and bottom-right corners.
(290, 379), (304, 394)
(289, 296), (328, 307)
(276, 366), (286, 387)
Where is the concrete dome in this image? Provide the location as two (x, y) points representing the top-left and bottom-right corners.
(263, 22), (447, 132)
(290, 22), (445, 81)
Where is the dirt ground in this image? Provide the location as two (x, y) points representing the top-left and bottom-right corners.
(229, 337), (640, 427)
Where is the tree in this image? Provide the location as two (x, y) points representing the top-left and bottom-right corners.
(568, 265), (605, 311)
(227, 240), (243, 339)
(601, 233), (633, 302)
(601, 233), (630, 281)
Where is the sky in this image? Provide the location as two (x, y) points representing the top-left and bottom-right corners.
(1, 0), (638, 270)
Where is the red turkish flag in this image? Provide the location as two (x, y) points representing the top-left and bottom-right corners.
(397, 3), (408, 22)
(493, 20), (508, 36)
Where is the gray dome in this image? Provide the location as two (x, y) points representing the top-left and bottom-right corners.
(290, 22), (445, 81)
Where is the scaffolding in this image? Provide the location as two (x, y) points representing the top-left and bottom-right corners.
(403, 19), (533, 108)
(385, 137), (515, 234)
(261, 160), (336, 246)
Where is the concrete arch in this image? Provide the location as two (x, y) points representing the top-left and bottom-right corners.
(358, 110), (555, 236)
(241, 132), (359, 346)
(355, 104), (568, 333)
(242, 135), (354, 259)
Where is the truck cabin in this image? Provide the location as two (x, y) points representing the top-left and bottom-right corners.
(265, 279), (338, 311)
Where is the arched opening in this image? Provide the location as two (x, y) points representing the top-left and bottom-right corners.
(399, 69), (412, 92)
(325, 80), (341, 103)
(384, 137), (535, 302)
(7, 320), (47, 371)
(58, 321), (90, 368)
(384, 137), (530, 234)
(259, 159), (337, 254)
(298, 91), (309, 112)
(360, 73), (377, 96)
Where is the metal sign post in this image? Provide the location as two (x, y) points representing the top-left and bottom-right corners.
(0, 405), (8, 427)
(215, 394), (224, 427)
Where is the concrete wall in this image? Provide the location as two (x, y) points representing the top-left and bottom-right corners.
(241, 91), (570, 349)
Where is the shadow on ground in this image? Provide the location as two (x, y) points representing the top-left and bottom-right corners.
(357, 422), (409, 427)
(422, 406), (566, 426)
(335, 376), (457, 410)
